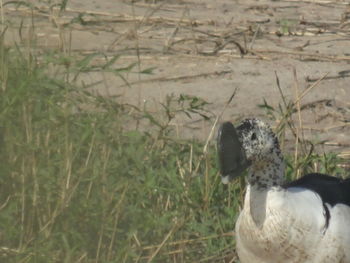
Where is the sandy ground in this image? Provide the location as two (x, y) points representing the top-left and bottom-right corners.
(3, 0), (350, 155)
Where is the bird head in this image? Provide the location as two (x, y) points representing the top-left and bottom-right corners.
(217, 119), (280, 184)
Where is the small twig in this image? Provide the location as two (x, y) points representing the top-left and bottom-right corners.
(293, 68), (303, 178)
(275, 71), (298, 143)
(322, 141), (350, 147)
(280, 0), (348, 5)
(117, 70), (233, 88)
(4, 6), (211, 26)
(323, 123), (350, 131)
(277, 72), (329, 132)
(163, 8), (187, 53)
(252, 49), (350, 62)
(306, 72), (350, 82)
(0, 195), (10, 211)
(293, 40), (310, 51)
(146, 223), (178, 263)
(295, 72), (329, 105)
(248, 24), (260, 50)
(275, 71), (289, 110)
(299, 99), (333, 111)
(275, 72), (328, 154)
(142, 232), (234, 250)
(211, 39), (247, 57)
(203, 88), (238, 154)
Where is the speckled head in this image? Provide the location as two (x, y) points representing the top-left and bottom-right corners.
(217, 119), (283, 186)
(236, 119), (281, 164)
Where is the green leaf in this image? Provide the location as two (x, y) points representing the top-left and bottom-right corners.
(60, 0), (68, 12)
(140, 67), (157, 74)
(258, 98), (275, 111)
(75, 52), (100, 71)
(102, 55), (120, 69)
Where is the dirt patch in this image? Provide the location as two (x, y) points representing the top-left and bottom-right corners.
(3, 0), (350, 154)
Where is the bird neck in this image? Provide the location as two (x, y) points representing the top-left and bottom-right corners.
(244, 148), (285, 227)
(247, 148), (285, 190)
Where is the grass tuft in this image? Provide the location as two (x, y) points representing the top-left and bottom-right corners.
(0, 33), (240, 262)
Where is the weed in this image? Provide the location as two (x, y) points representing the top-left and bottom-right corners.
(0, 29), (238, 262)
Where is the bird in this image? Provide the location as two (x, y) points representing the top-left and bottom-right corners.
(217, 118), (350, 263)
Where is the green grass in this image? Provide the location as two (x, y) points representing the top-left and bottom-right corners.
(0, 7), (347, 263)
(0, 33), (244, 262)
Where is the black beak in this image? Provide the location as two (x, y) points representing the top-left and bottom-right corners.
(217, 122), (250, 184)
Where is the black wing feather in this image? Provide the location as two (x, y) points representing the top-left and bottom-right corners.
(284, 173), (350, 206)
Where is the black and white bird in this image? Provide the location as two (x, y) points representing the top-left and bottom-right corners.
(217, 119), (350, 263)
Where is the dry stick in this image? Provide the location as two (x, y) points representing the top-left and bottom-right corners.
(274, 71), (292, 142)
(275, 72), (328, 168)
(252, 49), (350, 62)
(142, 232), (233, 250)
(95, 218), (105, 263)
(186, 8), (200, 55)
(203, 89), (237, 154)
(306, 72), (350, 82)
(198, 244), (237, 263)
(211, 39), (247, 57)
(189, 143), (193, 173)
(277, 72), (329, 133)
(293, 40), (310, 51)
(293, 68), (303, 178)
(146, 223), (178, 263)
(323, 141), (350, 147)
(296, 72), (329, 105)
(107, 185), (129, 261)
(117, 70), (233, 88)
(324, 123), (350, 131)
(248, 24), (261, 50)
(140, 250), (184, 261)
(138, 0), (169, 28)
(294, 69), (303, 134)
(163, 8), (187, 53)
(0, 195), (10, 211)
(338, 151), (350, 157)
(274, 71), (305, 156)
(0, 0), (7, 92)
(300, 99), (332, 111)
(187, 27), (248, 38)
(0, 0), (3, 25)
(275, 71), (290, 113)
(126, 1), (174, 11)
(15, 5), (211, 26)
(282, 0), (347, 5)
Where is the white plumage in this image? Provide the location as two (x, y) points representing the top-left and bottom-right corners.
(217, 119), (350, 263)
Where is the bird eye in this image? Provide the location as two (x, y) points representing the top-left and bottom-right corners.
(251, 133), (257, 140)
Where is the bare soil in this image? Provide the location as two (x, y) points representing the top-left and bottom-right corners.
(3, 0), (350, 155)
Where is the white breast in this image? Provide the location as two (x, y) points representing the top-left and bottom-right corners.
(235, 187), (350, 263)
(314, 204), (350, 263)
